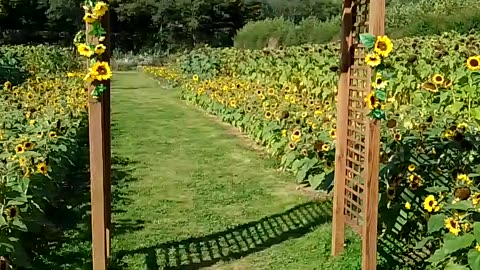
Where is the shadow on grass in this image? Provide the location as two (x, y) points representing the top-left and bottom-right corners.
(110, 200), (332, 270)
(28, 133), (144, 269)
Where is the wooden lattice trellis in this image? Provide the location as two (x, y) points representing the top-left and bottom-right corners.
(332, 0), (385, 269)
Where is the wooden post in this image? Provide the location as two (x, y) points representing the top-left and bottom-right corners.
(362, 1), (385, 269)
(87, 10), (111, 270)
(332, 0), (353, 257)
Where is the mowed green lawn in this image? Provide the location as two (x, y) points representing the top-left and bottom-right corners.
(37, 71), (362, 269)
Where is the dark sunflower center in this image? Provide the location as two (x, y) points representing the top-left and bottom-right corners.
(97, 66), (107, 75)
(450, 221), (457, 228)
(428, 200), (434, 207)
(377, 78), (383, 84)
(9, 208), (17, 218)
(41, 166), (46, 172)
(435, 76), (442, 82)
(377, 41), (387, 50)
(471, 59), (479, 67)
(369, 95), (376, 104)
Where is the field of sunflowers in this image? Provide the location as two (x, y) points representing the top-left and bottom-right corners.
(144, 31), (480, 269)
(0, 45), (87, 267)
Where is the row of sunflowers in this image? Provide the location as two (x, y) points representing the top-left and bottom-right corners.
(144, 31), (480, 269)
(0, 46), (87, 267)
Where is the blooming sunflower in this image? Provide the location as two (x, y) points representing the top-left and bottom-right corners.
(372, 73), (388, 89)
(445, 218), (461, 236)
(423, 195), (440, 213)
(288, 142), (296, 150)
(329, 129), (336, 139)
(77, 44), (94, 57)
(49, 131), (57, 138)
(90, 62), (112, 81)
(466, 56), (480, 71)
(432, 74), (444, 86)
(15, 144), (25, 154)
(291, 130), (301, 141)
(93, 2), (108, 17)
(365, 53), (381, 67)
(408, 164), (416, 172)
(405, 202), (411, 210)
(374, 36), (393, 58)
(5, 206), (19, 220)
(322, 144), (330, 152)
(4, 81), (12, 90)
(472, 193), (480, 206)
(95, 44), (106, 55)
(83, 13), (98, 24)
(457, 174), (472, 186)
(365, 91), (380, 110)
(36, 163), (48, 175)
(192, 74), (199, 81)
(265, 111), (272, 119)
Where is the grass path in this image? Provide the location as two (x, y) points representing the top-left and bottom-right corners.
(37, 71), (361, 269)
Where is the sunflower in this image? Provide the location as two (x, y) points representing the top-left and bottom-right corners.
(291, 130), (301, 141)
(329, 129), (336, 139)
(5, 206), (19, 220)
(393, 132), (402, 141)
(95, 44), (106, 55)
(259, 94), (266, 100)
(77, 44), (94, 57)
(386, 119), (397, 129)
(432, 74), (444, 85)
(4, 81), (12, 91)
(457, 174), (472, 186)
(267, 88), (275, 95)
(472, 193), (480, 206)
(288, 142), (296, 150)
(15, 144), (25, 154)
(445, 218), (461, 236)
(365, 91), (380, 110)
(365, 53), (381, 67)
(408, 164), (416, 172)
(36, 163), (48, 175)
(26, 92), (34, 101)
(444, 129), (455, 139)
(322, 144), (330, 152)
(49, 131), (57, 139)
(89, 61), (112, 81)
(83, 13), (98, 24)
(423, 195), (440, 213)
(23, 141), (34, 150)
(229, 99), (237, 108)
(387, 187), (396, 199)
(281, 129), (287, 137)
(466, 56), (480, 71)
(301, 112), (308, 118)
(374, 36), (393, 58)
(289, 96), (296, 104)
(93, 1), (108, 17)
(192, 74), (199, 81)
(265, 111), (272, 119)
(372, 73), (388, 89)
(455, 187), (471, 200)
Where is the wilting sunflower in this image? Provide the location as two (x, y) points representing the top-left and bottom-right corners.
(365, 53), (381, 67)
(93, 1), (108, 17)
(291, 130), (301, 141)
(5, 206), (19, 220)
(432, 74), (444, 85)
(457, 174), (472, 186)
(365, 91), (380, 110)
(466, 56), (480, 71)
(288, 142), (296, 150)
(423, 195), (440, 213)
(445, 218), (461, 236)
(77, 44), (94, 57)
(374, 36), (393, 58)
(15, 144), (25, 154)
(4, 81), (12, 91)
(455, 187), (471, 200)
(36, 162), (48, 175)
(95, 44), (106, 55)
(409, 174), (423, 190)
(90, 61), (112, 81)
(83, 13), (98, 24)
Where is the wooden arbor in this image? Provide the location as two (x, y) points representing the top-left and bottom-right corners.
(86, 9), (112, 270)
(332, 0), (385, 270)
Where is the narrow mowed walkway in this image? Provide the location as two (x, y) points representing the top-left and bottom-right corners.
(109, 71), (361, 269)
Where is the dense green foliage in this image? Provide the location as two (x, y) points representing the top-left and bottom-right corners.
(234, 0), (480, 49)
(145, 31), (480, 268)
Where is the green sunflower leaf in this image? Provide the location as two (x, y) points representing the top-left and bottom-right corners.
(444, 233), (475, 254)
(415, 236), (434, 249)
(425, 186), (449, 193)
(371, 109), (386, 120)
(444, 200), (474, 211)
(375, 90), (387, 101)
(445, 261), (469, 270)
(474, 222), (480, 242)
(468, 249), (480, 270)
(428, 214), (446, 233)
(359, 33), (376, 49)
(426, 247), (447, 264)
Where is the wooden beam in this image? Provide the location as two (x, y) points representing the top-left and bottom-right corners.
(332, 0), (353, 257)
(362, 0), (385, 269)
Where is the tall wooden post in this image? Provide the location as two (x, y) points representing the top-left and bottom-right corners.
(87, 10), (111, 270)
(332, 0), (385, 269)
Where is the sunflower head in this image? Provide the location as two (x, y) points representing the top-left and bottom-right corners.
(423, 195), (439, 212)
(83, 13), (98, 24)
(365, 91), (380, 110)
(5, 206), (19, 220)
(95, 44), (106, 55)
(265, 111), (272, 119)
(49, 131), (57, 139)
(467, 56), (480, 71)
(36, 162), (48, 175)
(322, 144), (330, 152)
(374, 36), (393, 58)
(408, 164), (416, 172)
(192, 74), (199, 81)
(329, 129), (336, 139)
(90, 62), (112, 81)
(4, 81), (12, 91)
(288, 142), (296, 150)
(15, 144), (25, 154)
(432, 74), (444, 85)
(365, 53), (381, 67)
(445, 218), (460, 236)
(93, 1), (108, 17)
(77, 44), (94, 57)
(291, 130), (301, 141)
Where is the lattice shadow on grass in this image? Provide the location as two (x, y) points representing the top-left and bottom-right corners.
(110, 201), (332, 270)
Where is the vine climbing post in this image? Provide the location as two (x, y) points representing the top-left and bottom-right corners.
(79, 1), (112, 269)
(332, 0), (385, 269)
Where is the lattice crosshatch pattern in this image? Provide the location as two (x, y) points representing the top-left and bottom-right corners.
(332, 0), (385, 270)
